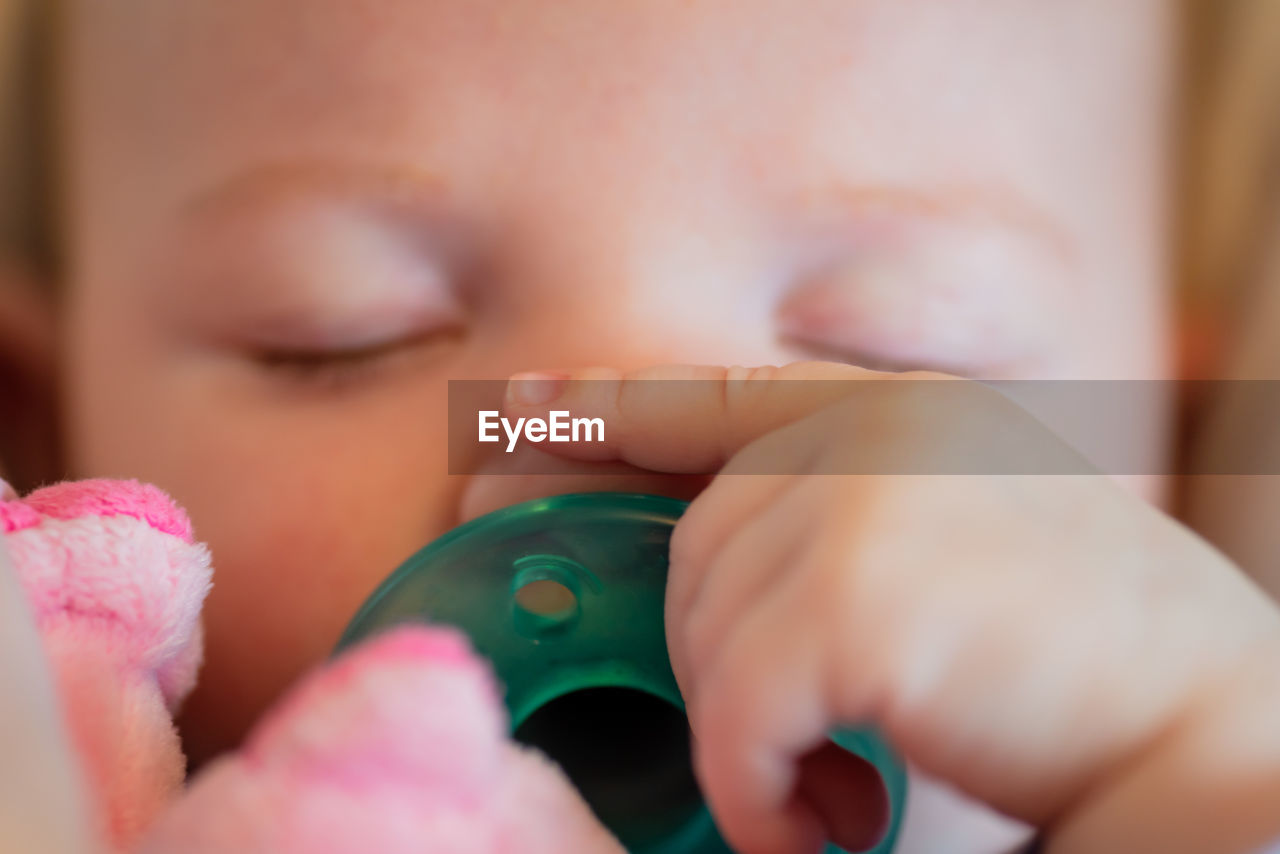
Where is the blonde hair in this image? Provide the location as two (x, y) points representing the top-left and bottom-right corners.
(0, 0), (52, 280)
(1181, 0), (1280, 319)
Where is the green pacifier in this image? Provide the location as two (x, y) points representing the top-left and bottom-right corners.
(337, 492), (906, 853)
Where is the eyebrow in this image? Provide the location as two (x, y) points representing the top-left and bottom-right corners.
(800, 182), (1079, 267)
(181, 160), (451, 220)
(184, 161), (1076, 266)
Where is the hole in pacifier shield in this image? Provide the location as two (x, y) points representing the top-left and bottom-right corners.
(514, 577), (578, 621)
(513, 687), (703, 850)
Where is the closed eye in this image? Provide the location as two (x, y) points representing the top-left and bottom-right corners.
(778, 333), (952, 376)
(252, 326), (464, 391)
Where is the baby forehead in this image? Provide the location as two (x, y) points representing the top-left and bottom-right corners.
(64, 0), (1166, 224)
(66, 0), (1159, 119)
(68, 0), (875, 132)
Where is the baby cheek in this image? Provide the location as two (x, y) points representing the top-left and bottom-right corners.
(159, 384), (452, 579)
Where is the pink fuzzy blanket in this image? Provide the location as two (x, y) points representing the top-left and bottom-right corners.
(1, 478), (624, 853)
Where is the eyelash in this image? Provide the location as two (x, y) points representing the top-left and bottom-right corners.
(781, 334), (943, 376)
(252, 331), (451, 391)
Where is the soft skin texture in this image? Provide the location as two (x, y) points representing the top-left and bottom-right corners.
(56, 1), (1172, 849)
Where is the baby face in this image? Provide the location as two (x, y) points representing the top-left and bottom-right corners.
(59, 0), (1173, 756)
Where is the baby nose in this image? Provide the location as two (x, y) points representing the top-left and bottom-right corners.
(501, 306), (781, 379)
(488, 218), (787, 374)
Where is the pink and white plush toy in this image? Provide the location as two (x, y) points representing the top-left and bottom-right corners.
(0, 478), (624, 854)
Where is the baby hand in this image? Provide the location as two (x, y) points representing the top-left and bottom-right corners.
(502, 362), (1280, 854)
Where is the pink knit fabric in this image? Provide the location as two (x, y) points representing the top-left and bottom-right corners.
(3, 479), (624, 854)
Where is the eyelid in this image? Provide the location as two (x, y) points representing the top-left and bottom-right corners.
(778, 199), (1069, 379)
(792, 181), (1077, 270)
(167, 193), (474, 351)
(163, 160), (477, 308)
(233, 290), (465, 355)
(250, 317), (463, 364)
(249, 323), (466, 396)
(777, 266), (1044, 379)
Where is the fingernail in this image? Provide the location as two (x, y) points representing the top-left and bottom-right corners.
(0, 478), (15, 501)
(506, 371), (568, 405)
